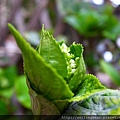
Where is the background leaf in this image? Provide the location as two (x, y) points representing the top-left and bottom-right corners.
(15, 75), (31, 109)
(100, 60), (120, 86)
(0, 100), (9, 115)
(0, 66), (17, 90)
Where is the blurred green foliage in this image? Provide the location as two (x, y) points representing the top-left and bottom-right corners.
(0, 66), (17, 99)
(64, 5), (120, 40)
(15, 75), (31, 109)
(0, 66), (31, 115)
(100, 60), (120, 86)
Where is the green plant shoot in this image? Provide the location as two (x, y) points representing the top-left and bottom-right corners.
(8, 23), (120, 116)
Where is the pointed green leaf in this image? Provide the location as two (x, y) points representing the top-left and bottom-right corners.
(8, 23), (74, 101)
(37, 27), (67, 78)
(76, 74), (106, 96)
(69, 74), (106, 102)
(64, 89), (120, 115)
